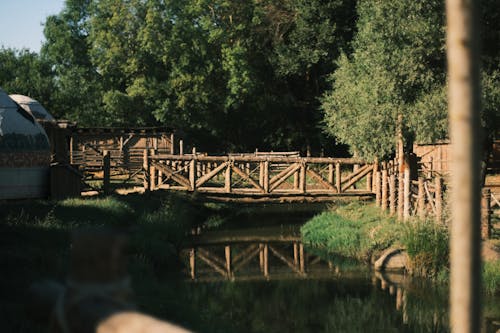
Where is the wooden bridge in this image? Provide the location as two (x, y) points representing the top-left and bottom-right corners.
(183, 230), (336, 281)
(144, 152), (375, 202)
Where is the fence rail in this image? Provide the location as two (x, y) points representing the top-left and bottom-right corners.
(145, 153), (374, 198)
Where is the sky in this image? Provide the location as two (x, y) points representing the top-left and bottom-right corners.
(0, 0), (66, 53)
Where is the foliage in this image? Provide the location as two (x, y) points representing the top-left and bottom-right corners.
(29, 0), (357, 153)
(0, 48), (56, 112)
(483, 260), (500, 296)
(321, 0), (500, 160)
(321, 0), (447, 160)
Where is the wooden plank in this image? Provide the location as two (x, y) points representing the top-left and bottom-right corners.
(306, 168), (336, 191)
(197, 248), (225, 267)
(196, 251), (227, 277)
(151, 154), (364, 164)
(269, 163), (301, 192)
(231, 165), (265, 192)
(341, 164), (371, 185)
(150, 161), (191, 189)
(195, 162), (228, 188)
(341, 165), (374, 192)
(269, 163), (300, 187)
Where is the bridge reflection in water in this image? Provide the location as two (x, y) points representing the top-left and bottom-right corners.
(183, 231), (336, 282)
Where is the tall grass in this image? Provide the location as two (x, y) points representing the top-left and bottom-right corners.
(483, 260), (500, 296)
(402, 221), (449, 279)
(301, 202), (404, 262)
(301, 203), (451, 279)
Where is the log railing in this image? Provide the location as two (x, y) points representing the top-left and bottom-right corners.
(145, 153), (374, 197)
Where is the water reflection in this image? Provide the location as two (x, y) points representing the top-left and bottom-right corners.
(167, 213), (499, 332)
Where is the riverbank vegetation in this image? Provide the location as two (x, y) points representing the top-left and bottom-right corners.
(301, 202), (500, 294)
(0, 193), (222, 331)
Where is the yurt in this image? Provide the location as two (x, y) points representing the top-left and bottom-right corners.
(0, 88), (51, 199)
(9, 94), (55, 122)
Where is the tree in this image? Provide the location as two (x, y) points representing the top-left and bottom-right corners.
(0, 48), (56, 112)
(322, 0), (448, 160)
(41, 0), (104, 124)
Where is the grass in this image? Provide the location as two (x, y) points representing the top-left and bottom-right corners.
(301, 202), (449, 279)
(483, 260), (500, 296)
(301, 202), (500, 294)
(301, 202), (405, 262)
(0, 192), (220, 332)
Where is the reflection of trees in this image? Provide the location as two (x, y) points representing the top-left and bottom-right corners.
(156, 277), (454, 332)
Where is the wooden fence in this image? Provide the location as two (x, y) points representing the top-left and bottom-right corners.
(371, 157), (494, 239)
(68, 127), (175, 187)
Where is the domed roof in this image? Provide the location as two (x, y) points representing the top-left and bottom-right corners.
(9, 94), (55, 121)
(0, 88), (50, 155)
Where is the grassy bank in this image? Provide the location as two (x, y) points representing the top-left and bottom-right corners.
(300, 202), (499, 294)
(0, 193), (223, 332)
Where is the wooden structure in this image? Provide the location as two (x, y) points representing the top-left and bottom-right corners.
(145, 153), (375, 201)
(184, 234), (333, 281)
(413, 139), (500, 175)
(69, 127), (175, 186)
(413, 141), (451, 176)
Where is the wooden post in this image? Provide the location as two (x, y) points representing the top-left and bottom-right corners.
(263, 161), (269, 193)
(259, 244), (264, 272)
(446, 0), (482, 330)
(335, 162), (341, 193)
(189, 157), (196, 192)
(225, 163), (232, 193)
(299, 243), (305, 273)
(417, 177), (426, 220)
(372, 161), (379, 193)
(403, 168), (411, 221)
(143, 149), (150, 192)
(328, 163), (334, 184)
(103, 150), (110, 194)
(398, 171), (405, 221)
(190, 248), (196, 280)
(170, 133), (175, 154)
(366, 171), (372, 192)
(259, 162), (264, 187)
(179, 140), (184, 156)
(481, 188), (491, 240)
(381, 169), (388, 211)
(225, 245), (231, 277)
(375, 171), (381, 207)
(299, 162), (307, 194)
(263, 244), (269, 277)
(148, 149), (156, 191)
(69, 136), (74, 164)
(389, 174), (396, 215)
(435, 176), (443, 224)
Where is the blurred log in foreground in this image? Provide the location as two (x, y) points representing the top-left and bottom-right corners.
(27, 229), (191, 333)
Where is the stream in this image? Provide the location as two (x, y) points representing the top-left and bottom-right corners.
(155, 203), (500, 333)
